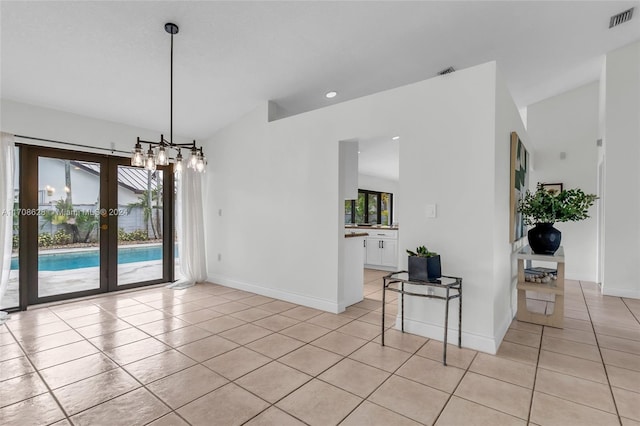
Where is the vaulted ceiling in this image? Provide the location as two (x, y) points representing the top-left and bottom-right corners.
(2, 1), (639, 142)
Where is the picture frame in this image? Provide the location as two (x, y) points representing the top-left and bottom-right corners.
(541, 183), (563, 193)
(510, 131), (529, 243)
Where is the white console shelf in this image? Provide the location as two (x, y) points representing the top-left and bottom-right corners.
(516, 246), (565, 328)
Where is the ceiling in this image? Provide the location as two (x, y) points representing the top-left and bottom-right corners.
(1, 1), (639, 143)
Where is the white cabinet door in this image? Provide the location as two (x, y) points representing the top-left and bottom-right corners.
(366, 238), (382, 265)
(363, 238), (368, 265)
(380, 239), (398, 267)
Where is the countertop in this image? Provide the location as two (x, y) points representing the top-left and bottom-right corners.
(345, 225), (398, 230)
(344, 232), (369, 238)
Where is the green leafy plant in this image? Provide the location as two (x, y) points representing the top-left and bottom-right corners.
(118, 228), (149, 242)
(52, 229), (72, 245)
(406, 245), (438, 258)
(38, 233), (53, 247)
(518, 184), (597, 225)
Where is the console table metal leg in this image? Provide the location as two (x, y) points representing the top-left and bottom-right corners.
(401, 282), (405, 333)
(458, 287), (462, 348)
(381, 279), (386, 346)
(443, 287), (450, 366)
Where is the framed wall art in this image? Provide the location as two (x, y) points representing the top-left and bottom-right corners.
(541, 182), (563, 193)
(510, 131), (529, 242)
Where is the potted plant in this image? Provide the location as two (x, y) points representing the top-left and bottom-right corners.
(407, 245), (441, 281)
(518, 183), (597, 254)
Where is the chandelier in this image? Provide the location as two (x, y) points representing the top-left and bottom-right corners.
(132, 23), (206, 173)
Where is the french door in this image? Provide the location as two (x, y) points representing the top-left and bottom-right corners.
(18, 145), (174, 307)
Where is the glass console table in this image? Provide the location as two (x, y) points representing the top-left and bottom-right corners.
(382, 271), (462, 366)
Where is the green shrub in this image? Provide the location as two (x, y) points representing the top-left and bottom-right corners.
(52, 230), (72, 245)
(12, 234), (19, 249)
(38, 233), (53, 247)
(118, 228), (129, 241)
(129, 229), (149, 241)
(118, 228), (149, 242)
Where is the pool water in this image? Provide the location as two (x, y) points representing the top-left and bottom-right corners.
(10, 245), (165, 271)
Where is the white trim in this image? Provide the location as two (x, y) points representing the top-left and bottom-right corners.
(494, 310), (514, 352)
(363, 264), (396, 272)
(602, 287), (640, 299)
(396, 316), (500, 354)
(207, 274), (341, 313)
(565, 273), (598, 282)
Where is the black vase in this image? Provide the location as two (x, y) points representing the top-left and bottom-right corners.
(528, 223), (561, 255)
(408, 255), (442, 281)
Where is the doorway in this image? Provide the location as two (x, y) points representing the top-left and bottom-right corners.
(18, 145), (174, 308)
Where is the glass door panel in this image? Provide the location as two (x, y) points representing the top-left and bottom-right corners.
(117, 166), (164, 286)
(381, 193), (391, 226)
(355, 192), (365, 224)
(37, 157), (101, 298)
(367, 193), (378, 224)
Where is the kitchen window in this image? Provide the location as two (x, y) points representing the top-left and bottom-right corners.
(345, 190), (393, 225)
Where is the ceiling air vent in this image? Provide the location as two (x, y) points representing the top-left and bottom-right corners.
(609, 7), (634, 28)
(438, 66), (456, 75)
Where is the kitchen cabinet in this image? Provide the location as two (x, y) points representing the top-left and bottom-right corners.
(364, 230), (398, 270)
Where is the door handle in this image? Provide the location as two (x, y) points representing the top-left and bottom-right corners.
(100, 224), (108, 230)
(381, 241), (384, 249)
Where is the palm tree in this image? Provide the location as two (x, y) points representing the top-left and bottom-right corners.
(127, 191), (155, 239)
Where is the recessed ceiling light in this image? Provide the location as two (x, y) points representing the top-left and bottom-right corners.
(325, 91), (337, 99)
(357, 151), (361, 154)
(392, 136), (400, 140)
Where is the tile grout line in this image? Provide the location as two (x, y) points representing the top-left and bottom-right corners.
(51, 292), (253, 424)
(429, 349), (479, 425)
(4, 310), (74, 426)
(619, 298), (640, 327)
(524, 314), (546, 425)
(334, 332), (431, 425)
(49, 304), (180, 425)
(131, 302), (367, 425)
(233, 311), (380, 416)
(578, 280), (623, 426)
(8, 278), (634, 425)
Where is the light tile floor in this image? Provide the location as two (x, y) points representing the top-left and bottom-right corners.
(1, 269), (639, 425)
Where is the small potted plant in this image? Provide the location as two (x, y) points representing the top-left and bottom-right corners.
(518, 183), (597, 254)
(406, 245), (441, 281)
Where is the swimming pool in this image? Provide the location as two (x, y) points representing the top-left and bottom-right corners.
(10, 245), (167, 271)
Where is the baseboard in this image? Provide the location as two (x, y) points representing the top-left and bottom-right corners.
(207, 274), (341, 313)
(494, 310), (514, 353)
(565, 273), (598, 282)
(364, 264), (397, 272)
(397, 316), (500, 355)
(602, 287), (640, 299)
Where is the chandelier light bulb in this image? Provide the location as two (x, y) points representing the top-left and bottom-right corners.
(145, 145), (156, 171)
(156, 145), (168, 166)
(132, 140), (144, 167)
(188, 146), (198, 169)
(175, 149), (183, 173)
(196, 155), (205, 172)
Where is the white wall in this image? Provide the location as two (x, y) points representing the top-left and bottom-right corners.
(495, 68), (530, 344)
(1, 99), (191, 155)
(206, 61), (524, 353)
(527, 82), (599, 282)
(358, 173), (399, 224)
(602, 41), (640, 298)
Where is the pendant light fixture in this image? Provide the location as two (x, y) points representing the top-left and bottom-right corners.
(132, 22), (206, 173)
